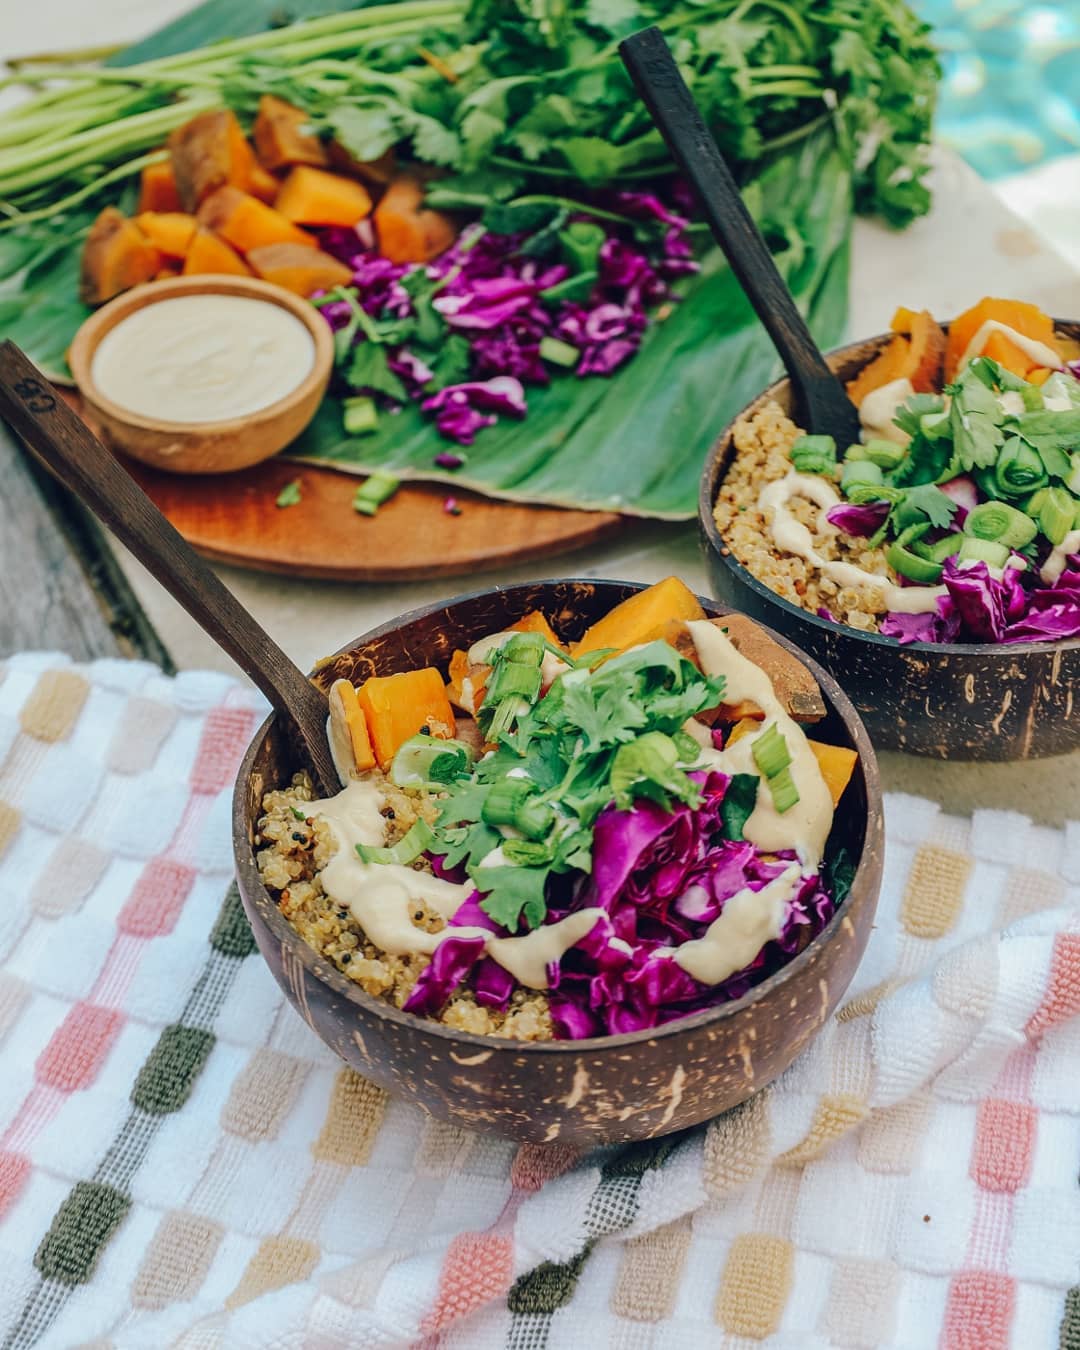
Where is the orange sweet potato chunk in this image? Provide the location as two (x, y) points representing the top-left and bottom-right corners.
(373, 174), (457, 264)
(944, 298), (1057, 381)
(181, 227), (251, 277)
(245, 242), (351, 296)
(981, 330), (1038, 378)
(248, 161), (281, 204)
(80, 208), (162, 305)
(196, 186), (314, 254)
(138, 160), (183, 213)
(168, 109), (256, 211)
(846, 308), (945, 406)
(509, 611), (566, 651)
(357, 668), (456, 769)
(134, 211), (197, 258)
(274, 166), (373, 226)
(252, 95), (330, 172)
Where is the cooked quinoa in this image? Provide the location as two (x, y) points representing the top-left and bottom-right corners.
(256, 772), (554, 1041)
(713, 401), (895, 634)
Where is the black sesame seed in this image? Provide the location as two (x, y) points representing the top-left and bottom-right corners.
(341, 953), (351, 964)
(419, 724), (430, 735)
(291, 831), (305, 842)
(385, 808), (395, 820)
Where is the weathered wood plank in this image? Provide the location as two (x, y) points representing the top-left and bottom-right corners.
(0, 422), (172, 666)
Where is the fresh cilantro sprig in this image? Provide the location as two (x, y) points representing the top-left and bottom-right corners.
(428, 639), (725, 932)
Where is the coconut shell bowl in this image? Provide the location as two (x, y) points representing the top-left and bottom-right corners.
(700, 324), (1080, 761)
(233, 579), (883, 1146)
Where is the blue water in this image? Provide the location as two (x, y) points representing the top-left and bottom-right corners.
(916, 0), (1080, 178)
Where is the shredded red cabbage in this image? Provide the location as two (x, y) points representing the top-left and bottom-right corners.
(882, 555), (1080, 645)
(315, 182), (699, 451)
(826, 500), (891, 537)
(403, 771), (838, 1038)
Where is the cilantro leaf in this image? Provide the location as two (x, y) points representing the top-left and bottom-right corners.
(946, 365), (1005, 473)
(344, 342), (408, 402)
(476, 865), (549, 932)
(891, 483), (957, 532)
(892, 393), (945, 439)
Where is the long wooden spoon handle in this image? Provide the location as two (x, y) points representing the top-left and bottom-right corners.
(619, 26), (861, 445)
(0, 340), (340, 794)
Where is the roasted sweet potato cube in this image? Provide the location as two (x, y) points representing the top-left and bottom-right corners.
(80, 208), (162, 305)
(138, 159), (183, 213)
(245, 242), (351, 296)
(373, 174), (457, 264)
(168, 109), (256, 211)
(252, 94), (330, 172)
(196, 186), (314, 254)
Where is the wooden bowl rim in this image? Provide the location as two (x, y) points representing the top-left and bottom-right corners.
(68, 274), (334, 435)
(232, 577), (884, 1056)
(699, 322), (1080, 659)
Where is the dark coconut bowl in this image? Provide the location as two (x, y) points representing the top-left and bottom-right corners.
(233, 580), (883, 1146)
(700, 324), (1080, 760)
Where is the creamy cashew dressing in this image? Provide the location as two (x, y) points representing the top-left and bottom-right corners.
(90, 294), (316, 424)
(858, 377), (915, 445)
(758, 472), (947, 615)
(685, 620), (834, 872)
(311, 782), (610, 989)
(668, 863), (803, 985)
(957, 320), (1062, 375)
(1041, 529), (1080, 585)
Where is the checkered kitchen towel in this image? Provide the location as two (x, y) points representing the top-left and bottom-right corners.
(0, 652), (1077, 1349)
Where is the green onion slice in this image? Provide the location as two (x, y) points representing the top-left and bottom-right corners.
(994, 438), (1047, 498)
(964, 500), (1038, 549)
(841, 460), (884, 495)
(356, 818), (436, 866)
(751, 723), (793, 779)
(791, 434), (837, 475)
(766, 765), (800, 814)
(1039, 486), (1075, 546)
(863, 438), (907, 470)
(887, 522), (943, 583)
(481, 777), (553, 840)
(957, 537), (1010, 568)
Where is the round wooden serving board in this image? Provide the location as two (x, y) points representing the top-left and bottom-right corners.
(66, 394), (624, 582)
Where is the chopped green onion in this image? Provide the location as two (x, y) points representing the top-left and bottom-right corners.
(343, 395), (379, 436)
(672, 730), (702, 762)
(843, 443), (868, 462)
(751, 723), (792, 778)
(390, 734), (473, 789)
(790, 434), (837, 474)
(920, 409), (951, 440)
(964, 500), (1038, 549)
(1019, 382), (1045, 412)
(538, 336), (580, 368)
(501, 837), (556, 866)
(481, 777), (553, 839)
(1065, 453), (1080, 497)
(994, 437), (1047, 498)
(356, 817), (436, 865)
(353, 472), (400, 517)
(290, 805), (308, 822)
(1024, 487), (1048, 520)
(479, 632), (545, 738)
(913, 533), (963, 564)
(863, 438), (907, 470)
(1039, 485), (1075, 546)
(844, 483), (904, 505)
(275, 479), (302, 508)
(842, 460), (884, 495)
(766, 765), (800, 814)
(887, 522), (943, 583)
(957, 537), (1010, 568)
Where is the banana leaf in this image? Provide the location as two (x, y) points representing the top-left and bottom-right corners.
(290, 129), (853, 519)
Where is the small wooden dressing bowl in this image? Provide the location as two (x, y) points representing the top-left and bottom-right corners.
(68, 275), (333, 475)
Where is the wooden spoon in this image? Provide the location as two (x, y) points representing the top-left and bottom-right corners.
(0, 339), (341, 796)
(619, 26), (862, 448)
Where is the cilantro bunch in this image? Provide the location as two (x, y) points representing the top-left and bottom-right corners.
(425, 638), (726, 931)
